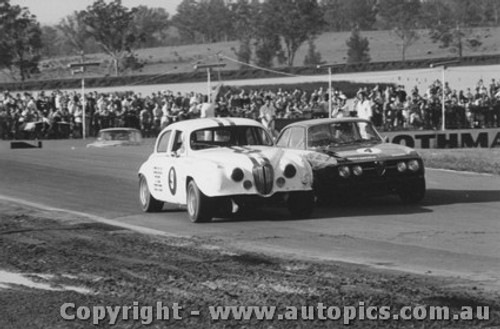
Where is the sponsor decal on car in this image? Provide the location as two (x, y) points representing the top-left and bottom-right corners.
(356, 147), (382, 154)
(168, 167), (177, 195)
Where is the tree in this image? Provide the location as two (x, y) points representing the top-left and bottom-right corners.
(254, 33), (282, 68)
(40, 26), (62, 58)
(79, 0), (140, 76)
(200, 0), (234, 42)
(132, 6), (170, 48)
(303, 39), (323, 66)
(0, 0), (42, 81)
(172, 0), (201, 43)
(377, 0), (421, 61)
(229, 0), (259, 67)
(57, 11), (92, 55)
(346, 28), (370, 63)
(250, 0), (281, 68)
(322, 0), (377, 32)
(172, 0), (234, 44)
(426, 0), (484, 58)
(263, 0), (324, 66)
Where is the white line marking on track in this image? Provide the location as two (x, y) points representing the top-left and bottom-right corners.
(0, 195), (188, 239)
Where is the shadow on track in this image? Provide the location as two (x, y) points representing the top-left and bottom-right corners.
(211, 188), (500, 223)
(211, 195), (430, 223)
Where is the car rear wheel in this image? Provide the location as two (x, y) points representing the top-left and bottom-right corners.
(186, 180), (213, 223)
(139, 175), (164, 212)
(399, 178), (426, 204)
(287, 191), (315, 219)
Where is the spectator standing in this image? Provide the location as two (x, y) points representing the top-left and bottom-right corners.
(73, 103), (83, 138)
(199, 83), (223, 118)
(354, 91), (372, 122)
(259, 95), (277, 137)
(139, 106), (152, 137)
(0, 105), (8, 139)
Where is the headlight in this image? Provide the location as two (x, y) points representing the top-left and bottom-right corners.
(338, 165), (350, 178)
(352, 165), (363, 176)
(284, 164), (297, 178)
(231, 168), (244, 182)
(276, 177), (286, 187)
(408, 159), (420, 172)
(243, 180), (252, 190)
(397, 161), (407, 172)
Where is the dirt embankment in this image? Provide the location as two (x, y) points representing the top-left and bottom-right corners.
(0, 201), (499, 328)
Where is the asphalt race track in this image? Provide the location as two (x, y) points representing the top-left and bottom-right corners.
(1, 140), (499, 289)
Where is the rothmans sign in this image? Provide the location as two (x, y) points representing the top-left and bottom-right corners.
(384, 128), (500, 149)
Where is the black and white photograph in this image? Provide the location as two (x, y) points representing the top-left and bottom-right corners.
(0, 0), (499, 327)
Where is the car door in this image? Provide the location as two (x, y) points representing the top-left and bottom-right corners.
(164, 129), (187, 205)
(150, 129), (175, 202)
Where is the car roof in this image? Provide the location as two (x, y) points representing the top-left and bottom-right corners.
(163, 117), (263, 132)
(283, 118), (372, 129)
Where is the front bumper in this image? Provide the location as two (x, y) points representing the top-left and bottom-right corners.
(217, 191), (301, 207)
(313, 159), (425, 198)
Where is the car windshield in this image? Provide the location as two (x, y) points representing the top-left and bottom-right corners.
(190, 126), (274, 150)
(98, 130), (141, 142)
(307, 121), (382, 148)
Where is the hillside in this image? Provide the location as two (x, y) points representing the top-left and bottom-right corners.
(2, 27), (500, 84)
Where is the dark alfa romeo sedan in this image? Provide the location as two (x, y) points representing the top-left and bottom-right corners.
(276, 118), (426, 203)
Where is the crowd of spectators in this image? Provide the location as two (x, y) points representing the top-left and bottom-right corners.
(1, 78), (500, 140)
(350, 78), (500, 131)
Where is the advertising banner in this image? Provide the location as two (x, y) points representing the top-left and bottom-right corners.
(384, 128), (500, 149)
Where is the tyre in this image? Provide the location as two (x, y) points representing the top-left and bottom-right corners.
(139, 175), (164, 212)
(398, 178), (426, 204)
(186, 180), (213, 223)
(287, 191), (315, 219)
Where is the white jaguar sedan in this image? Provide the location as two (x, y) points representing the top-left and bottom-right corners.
(138, 118), (314, 223)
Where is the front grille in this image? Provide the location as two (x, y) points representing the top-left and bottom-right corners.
(253, 164), (274, 195)
(361, 159), (416, 178)
(318, 159), (423, 183)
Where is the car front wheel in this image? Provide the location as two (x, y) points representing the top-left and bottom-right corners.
(186, 180), (213, 223)
(287, 191), (315, 219)
(398, 178), (426, 204)
(139, 175), (164, 212)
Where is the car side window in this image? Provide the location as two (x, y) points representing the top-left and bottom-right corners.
(276, 128), (291, 147)
(288, 127), (305, 149)
(171, 130), (185, 155)
(156, 130), (172, 153)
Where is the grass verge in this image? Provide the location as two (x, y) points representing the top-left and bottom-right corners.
(418, 148), (500, 175)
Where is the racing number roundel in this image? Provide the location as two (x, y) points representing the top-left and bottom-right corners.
(168, 167), (177, 195)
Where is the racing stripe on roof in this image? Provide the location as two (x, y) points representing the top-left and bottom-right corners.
(211, 118), (224, 126)
(224, 118), (236, 126)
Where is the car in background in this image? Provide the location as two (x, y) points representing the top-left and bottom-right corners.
(138, 118), (315, 223)
(276, 118), (426, 203)
(87, 128), (142, 148)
